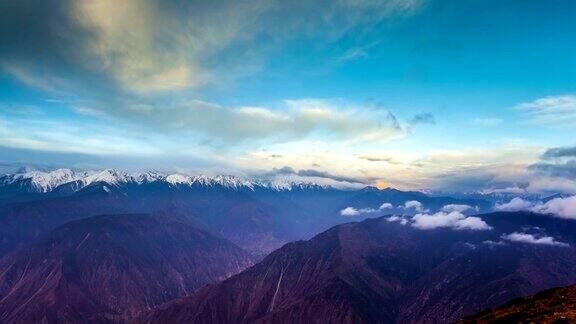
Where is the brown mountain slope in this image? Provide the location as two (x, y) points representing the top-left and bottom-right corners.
(136, 214), (576, 323)
(460, 284), (576, 323)
(0, 213), (254, 323)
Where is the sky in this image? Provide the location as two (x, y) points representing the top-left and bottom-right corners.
(1, 0), (576, 193)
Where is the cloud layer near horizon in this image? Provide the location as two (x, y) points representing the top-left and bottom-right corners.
(495, 195), (576, 219)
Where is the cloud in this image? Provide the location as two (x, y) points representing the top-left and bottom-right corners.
(479, 186), (526, 195)
(526, 176), (576, 194)
(269, 164), (368, 184)
(530, 145), (576, 179)
(413, 146), (540, 193)
(526, 144), (576, 194)
(473, 117), (502, 126)
(295, 169), (367, 184)
(532, 196), (576, 219)
(1, 0), (422, 96)
(401, 200), (428, 212)
(2, 98), (409, 153)
(71, 0), (202, 93)
(517, 94), (576, 124)
(494, 197), (534, 212)
(358, 155), (400, 164)
(380, 203), (393, 210)
(409, 113), (435, 125)
(106, 99), (407, 145)
(340, 207), (361, 216)
(411, 211), (492, 230)
(335, 41), (381, 62)
(501, 232), (569, 247)
(340, 201), (395, 216)
(441, 204), (477, 213)
(0, 0), (421, 160)
(529, 160), (576, 178)
(494, 195), (576, 219)
(387, 215), (408, 225)
(541, 145), (576, 159)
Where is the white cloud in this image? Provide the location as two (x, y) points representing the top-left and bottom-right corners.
(494, 197), (534, 211)
(526, 177), (576, 194)
(411, 211), (492, 231)
(340, 207), (360, 216)
(387, 215), (408, 225)
(501, 232), (569, 247)
(493, 195), (576, 220)
(480, 186), (526, 195)
(441, 204), (477, 213)
(412, 145), (540, 193)
(401, 200), (428, 212)
(380, 202), (393, 210)
(532, 196), (576, 219)
(517, 94), (576, 124)
(340, 201), (395, 216)
(94, 99), (407, 146)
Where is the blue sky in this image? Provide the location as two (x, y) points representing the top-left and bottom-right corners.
(1, 0), (576, 192)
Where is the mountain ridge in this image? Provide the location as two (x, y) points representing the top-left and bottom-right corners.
(136, 213), (576, 323)
(0, 213), (255, 323)
(0, 168), (338, 195)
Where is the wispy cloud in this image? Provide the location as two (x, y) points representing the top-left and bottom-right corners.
(541, 145), (576, 159)
(528, 144), (576, 193)
(139, 98), (408, 145)
(501, 232), (569, 247)
(409, 113), (435, 125)
(269, 165), (369, 184)
(339, 202), (394, 216)
(1, 0), (423, 96)
(517, 95), (576, 124)
(494, 195), (576, 219)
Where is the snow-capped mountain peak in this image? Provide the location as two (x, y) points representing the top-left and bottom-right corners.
(165, 174), (194, 185)
(136, 170), (166, 183)
(0, 169), (337, 195)
(0, 168), (78, 192)
(83, 169), (132, 186)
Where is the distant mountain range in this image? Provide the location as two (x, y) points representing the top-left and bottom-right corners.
(0, 168), (332, 198)
(0, 169), (491, 257)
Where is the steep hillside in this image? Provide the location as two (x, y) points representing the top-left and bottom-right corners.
(138, 213), (576, 323)
(460, 284), (576, 323)
(0, 213), (254, 323)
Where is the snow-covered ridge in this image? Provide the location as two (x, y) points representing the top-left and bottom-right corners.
(0, 168), (78, 192)
(0, 168), (333, 193)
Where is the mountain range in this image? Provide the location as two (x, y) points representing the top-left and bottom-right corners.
(136, 212), (576, 323)
(1, 168), (575, 323)
(0, 169), (490, 257)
